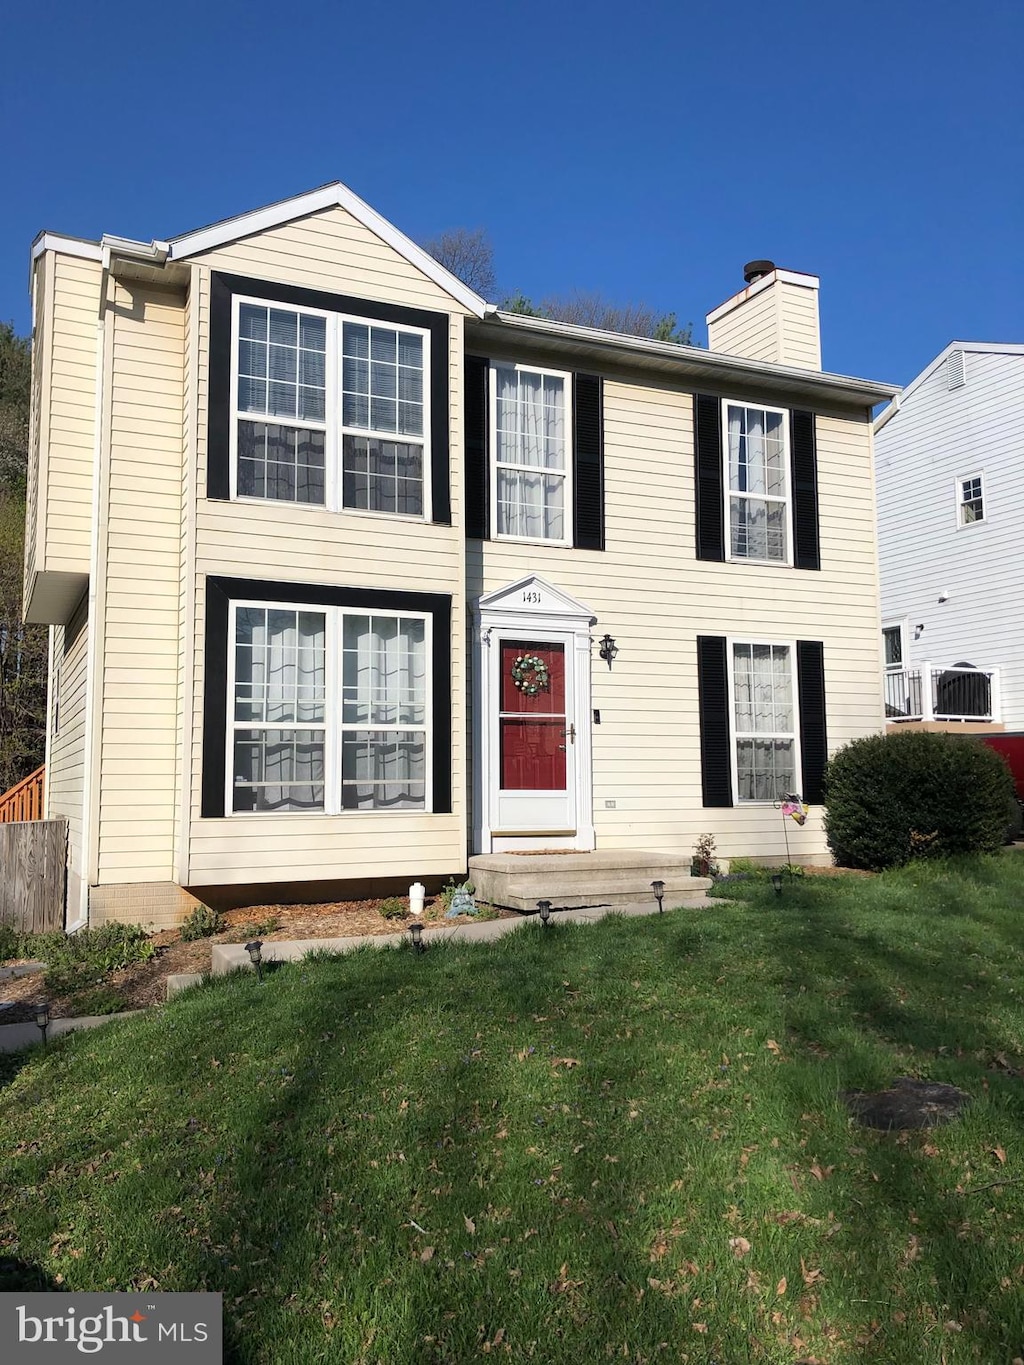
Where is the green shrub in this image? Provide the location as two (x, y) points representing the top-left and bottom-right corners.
(179, 905), (225, 941)
(825, 730), (1015, 871)
(35, 923), (155, 995)
(68, 986), (126, 1016)
(378, 897), (408, 921)
(0, 924), (25, 963)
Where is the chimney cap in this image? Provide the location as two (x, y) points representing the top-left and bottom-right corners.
(743, 259), (776, 284)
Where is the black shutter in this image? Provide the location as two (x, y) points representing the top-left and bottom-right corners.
(697, 635), (733, 807)
(464, 355), (489, 539)
(573, 373), (604, 550)
(207, 276), (232, 500)
(790, 411), (820, 570)
(796, 640), (827, 804)
(694, 394), (725, 561)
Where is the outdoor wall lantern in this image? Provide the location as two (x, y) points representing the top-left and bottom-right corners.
(536, 900), (552, 926)
(598, 634), (618, 668)
(34, 1001), (50, 1046)
(409, 921), (427, 954)
(651, 880), (666, 914)
(771, 873), (783, 897)
(245, 940), (264, 981)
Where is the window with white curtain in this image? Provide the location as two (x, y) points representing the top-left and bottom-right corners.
(492, 363), (571, 542)
(731, 641), (799, 802)
(724, 402), (790, 563)
(229, 602), (429, 814)
(232, 298), (428, 517)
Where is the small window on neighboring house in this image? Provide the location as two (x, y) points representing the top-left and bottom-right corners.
(232, 300), (428, 517)
(882, 624), (904, 671)
(957, 474), (984, 526)
(491, 363), (571, 544)
(730, 642), (799, 801)
(723, 402), (790, 563)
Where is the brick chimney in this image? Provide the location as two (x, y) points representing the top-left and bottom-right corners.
(706, 261), (821, 370)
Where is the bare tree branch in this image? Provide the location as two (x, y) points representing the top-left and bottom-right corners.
(422, 228), (497, 299)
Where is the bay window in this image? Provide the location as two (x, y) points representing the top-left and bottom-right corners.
(724, 402), (790, 563)
(230, 601), (430, 813)
(232, 298), (428, 517)
(730, 641), (799, 802)
(491, 363), (570, 543)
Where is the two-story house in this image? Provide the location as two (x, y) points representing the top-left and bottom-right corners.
(24, 183), (897, 928)
(875, 343), (1024, 735)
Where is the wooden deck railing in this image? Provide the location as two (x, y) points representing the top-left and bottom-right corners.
(0, 765), (46, 824)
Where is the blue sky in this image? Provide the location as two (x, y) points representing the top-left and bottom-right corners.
(2, 0), (1020, 386)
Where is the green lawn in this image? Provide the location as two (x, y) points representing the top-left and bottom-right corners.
(3, 858), (1024, 1363)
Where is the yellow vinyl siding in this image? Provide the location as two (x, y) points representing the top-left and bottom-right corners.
(182, 233), (469, 886)
(471, 381), (882, 864)
(707, 287), (779, 364)
(44, 254), (102, 571)
(708, 278), (821, 371)
(777, 285), (822, 370)
(96, 279), (185, 884)
(190, 205), (475, 316)
(24, 255), (48, 601)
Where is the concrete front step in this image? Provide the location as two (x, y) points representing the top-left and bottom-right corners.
(468, 850), (713, 913)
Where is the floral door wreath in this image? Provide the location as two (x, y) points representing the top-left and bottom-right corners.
(511, 653), (550, 696)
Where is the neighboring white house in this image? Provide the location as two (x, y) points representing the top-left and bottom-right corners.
(24, 185), (898, 928)
(875, 343), (1024, 732)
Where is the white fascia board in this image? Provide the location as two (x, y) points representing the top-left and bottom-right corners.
(705, 269), (820, 326)
(100, 234), (170, 262)
(492, 310), (900, 405)
(166, 181), (487, 318)
(31, 232), (103, 263)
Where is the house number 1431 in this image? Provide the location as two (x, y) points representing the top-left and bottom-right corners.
(522, 590), (541, 604)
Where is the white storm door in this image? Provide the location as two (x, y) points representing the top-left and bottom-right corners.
(491, 635), (576, 835)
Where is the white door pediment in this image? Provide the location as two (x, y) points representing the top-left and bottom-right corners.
(474, 574), (596, 624)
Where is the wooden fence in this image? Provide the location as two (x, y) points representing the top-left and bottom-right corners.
(0, 766), (46, 824)
(0, 819), (67, 933)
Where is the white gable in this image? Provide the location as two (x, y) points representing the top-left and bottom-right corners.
(475, 574), (596, 623)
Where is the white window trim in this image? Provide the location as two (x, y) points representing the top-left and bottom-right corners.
(954, 471), (985, 530)
(721, 398), (793, 568)
(882, 620), (907, 672)
(726, 636), (802, 806)
(225, 598), (433, 817)
(489, 361), (573, 547)
(229, 294), (431, 522)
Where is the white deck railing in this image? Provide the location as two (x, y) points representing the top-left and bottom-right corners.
(884, 664), (1000, 723)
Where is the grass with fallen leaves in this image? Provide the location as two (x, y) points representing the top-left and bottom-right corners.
(3, 855), (1024, 1363)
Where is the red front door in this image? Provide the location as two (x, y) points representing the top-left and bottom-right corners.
(499, 641), (567, 791)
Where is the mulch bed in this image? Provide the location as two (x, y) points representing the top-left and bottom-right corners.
(0, 897), (519, 1025)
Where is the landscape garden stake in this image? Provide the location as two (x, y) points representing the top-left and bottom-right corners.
(245, 940), (264, 981)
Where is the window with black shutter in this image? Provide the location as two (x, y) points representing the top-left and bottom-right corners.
(465, 359), (605, 549)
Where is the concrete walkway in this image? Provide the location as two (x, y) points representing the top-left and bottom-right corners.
(0, 1011), (142, 1054)
(210, 897), (711, 975)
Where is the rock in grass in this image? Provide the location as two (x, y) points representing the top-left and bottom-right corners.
(841, 1077), (970, 1130)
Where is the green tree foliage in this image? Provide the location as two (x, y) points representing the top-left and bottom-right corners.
(824, 729), (1016, 871)
(0, 322), (47, 790)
